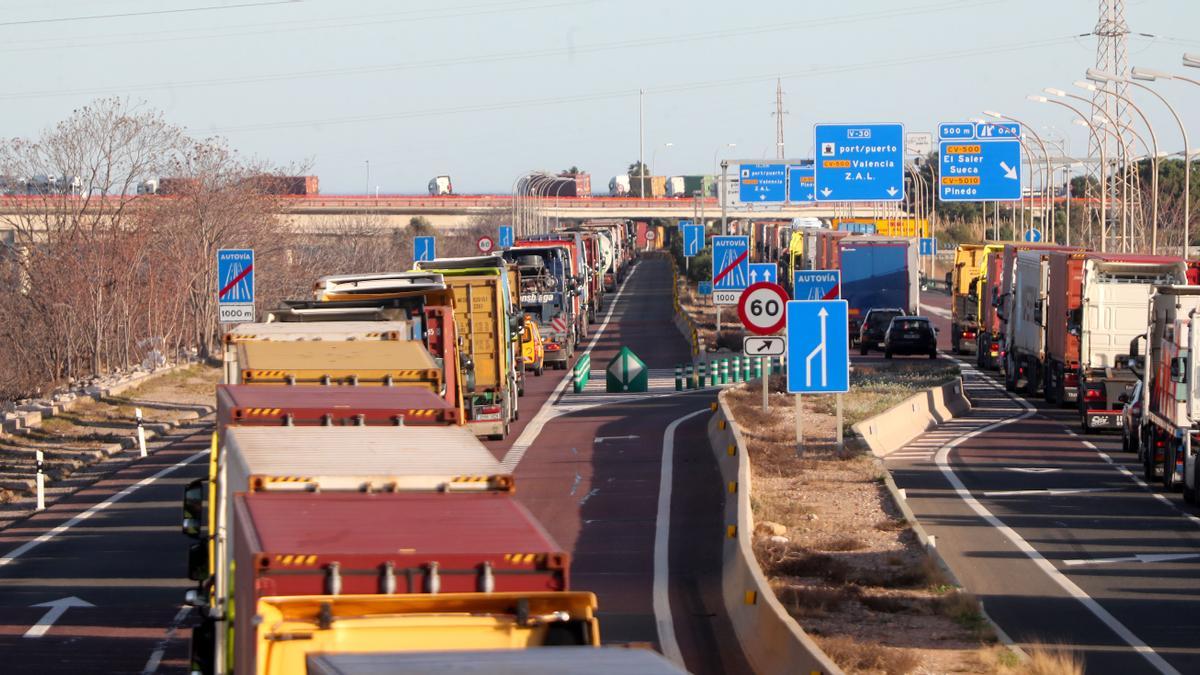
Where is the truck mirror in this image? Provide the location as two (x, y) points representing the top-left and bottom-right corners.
(1117, 393), (1129, 404)
(182, 478), (205, 539)
(187, 541), (210, 582)
(1128, 337), (1141, 358)
(1171, 356), (1188, 384)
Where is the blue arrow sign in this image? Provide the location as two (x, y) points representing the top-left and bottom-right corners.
(814, 123), (905, 202)
(498, 226), (513, 248)
(1024, 229), (1043, 243)
(749, 262), (778, 285)
(698, 281), (713, 295)
(682, 224), (705, 258)
(976, 122), (1020, 139)
(939, 139), (1022, 202)
(787, 164), (815, 203)
(738, 163), (787, 202)
(786, 300), (850, 394)
(414, 236), (436, 262)
(919, 237), (936, 257)
(712, 236), (750, 291)
(938, 122), (975, 140)
(792, 270), (841, 300)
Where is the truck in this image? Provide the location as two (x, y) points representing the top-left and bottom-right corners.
(949, 243), (991, 354)
(183, 425), (510, 675)
(837, 236), (919, 343)
(1003, 249), (1062, 394)
(503, 245), (579, 368)
(216, 385), (459, 431)
(222, 320), (417, 384)
(608, 175), (630, 196)
(1041, 252), (1187, 430)
(428, 175), (453, 195)
(664, 176), (687, 198)
(993, 244), (1075, 383)
(246, 593), (601, 675)
(232, 491), (572, 672)
(577, 221), (624, 291)
(975, 246), (1007, 369)
(1132, 285), (1200, 497)
(414, 256), (522, 440)
(515, 236), (592, 332)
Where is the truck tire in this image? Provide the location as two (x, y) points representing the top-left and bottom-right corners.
(859, 341), (869, 356)
(1164, 443), (1179, 491)
(1184, 461), (1197, 504)
(1003, 354), (1018, 392)
(1144, 433), (1158, 481)
(950, 326), (961, 355)
(1044, 367), (1058, 406)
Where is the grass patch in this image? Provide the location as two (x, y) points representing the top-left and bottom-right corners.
(814, 635), (922, 675)
(810, 360), (961, 429)
(777, 584), (857, 617)
(1026, 644), (1084, 675)
(816, 535), (867, 552)
(936, 591), (993, 639)
(875, 517), (909, 532)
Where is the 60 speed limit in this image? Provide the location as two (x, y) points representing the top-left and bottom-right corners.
(737, 282), (788, 335)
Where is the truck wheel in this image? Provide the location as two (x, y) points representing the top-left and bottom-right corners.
(1164, 444), (1179, 491)
(535, 365), (544, 377)
(1144, 437), (1158, 481)
(1003, 355), (1018, 392)
(859, 342), (868, 356)
(1184, 461), (1197, 504)
(1121, 428), (1131, 454)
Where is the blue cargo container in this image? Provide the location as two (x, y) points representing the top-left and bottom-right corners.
(837, 237), (919, 342)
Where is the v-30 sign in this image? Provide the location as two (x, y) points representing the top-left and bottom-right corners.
(738, 282), (788, 335)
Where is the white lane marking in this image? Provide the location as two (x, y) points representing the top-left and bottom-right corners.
(500, 265), (638, 472)
(142, 604), (192, 674)
(1063, 553), (1200, 567)
(0, 450), (207, 569)
(653, 408), (708, 669)
(936, 366), (1181, 675)
(23, 595), (93, 638)
(595, 435), (640, 442)
(920, 303), (952, 318)
(1006, 467), (1061, 474)
(982, 487), (1118, 497)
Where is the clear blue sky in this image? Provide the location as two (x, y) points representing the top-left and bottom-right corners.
(1, 0), (1197, 193)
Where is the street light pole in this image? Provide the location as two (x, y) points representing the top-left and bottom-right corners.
(1131, 66), (1193, 256)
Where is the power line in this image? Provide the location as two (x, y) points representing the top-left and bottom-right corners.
(208, 33), (1076, 134)
(0, 0), (299, 27)
(0, 0), (1003, 101)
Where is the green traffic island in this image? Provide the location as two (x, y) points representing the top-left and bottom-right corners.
(720, 369), (1038, 675)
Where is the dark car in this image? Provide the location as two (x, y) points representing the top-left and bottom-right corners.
(1120, 380), (1143, 455)
(858, 308), (906, 354)
(884, 316), (938, 359)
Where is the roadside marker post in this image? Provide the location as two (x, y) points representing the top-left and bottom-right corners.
(136, 407), (147, 458)
(686, 363), (695, 389)
(732, 356), (741, 383)
(675, 365), (683, 391)
(35, 449), (44, 511)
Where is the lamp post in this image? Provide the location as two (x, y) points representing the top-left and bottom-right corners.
(986, 111), (1054, 242)
(1130, 66), (1193, 256)
(1029, 94), (1108, 250)
(1078, 75), (1161, 253)
(713, 143), (736, 177)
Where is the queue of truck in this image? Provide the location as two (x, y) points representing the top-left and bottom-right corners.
(180, 221), (662, 675)
(947, 240), (1200, 505)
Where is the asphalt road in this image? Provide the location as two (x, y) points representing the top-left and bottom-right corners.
(0, 254), (750, 674)
(891, 291), (1200, 674)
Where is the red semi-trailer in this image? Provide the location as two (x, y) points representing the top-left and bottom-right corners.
(216, 385), (458, 434)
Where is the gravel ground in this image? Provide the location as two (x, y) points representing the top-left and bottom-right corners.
(724, 380), (1023, 675)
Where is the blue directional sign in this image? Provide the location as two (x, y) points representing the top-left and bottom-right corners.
(938, 123), (975, 140)
(749, 263), (778, 285)
(682, 224), (705, 257)
(1024, 229), (1043, 243)
(217, 249), (255, 323)
(919, 237), (936, 257)
(738, 164), (787, 203)
(814, 123), (905, 202)
(792, 270), (841, 300)
(939, 138), (1022, 202)
(698, 281), (713, 295)
(414, 236), (436, 262)
(786, 300), (850, 394)
(976, 122), (1020, 139)
(498, 226), (513, 249)
(712, 236), (750, 291)
(787, 164), (815, 203)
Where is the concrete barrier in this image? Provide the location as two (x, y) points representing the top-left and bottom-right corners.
(657, 252), (701, 357)
(708, 392), (843, 675)
(851, 378), (971, 458)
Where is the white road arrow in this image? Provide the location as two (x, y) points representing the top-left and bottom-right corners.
(749, 270), (758, 283)
(1000, 161), (1018, 180)
(1062, 552), (1200, 567)
(24, 596), (94, 638)
(805, 308), (829, 387)
(820, 187), (832, 197)
(886, 186), (899, 197)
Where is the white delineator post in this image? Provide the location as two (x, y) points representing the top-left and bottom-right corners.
(136, 408), (147, 458)
(35, 449), (45, 511)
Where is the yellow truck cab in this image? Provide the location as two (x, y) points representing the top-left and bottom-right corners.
(520, 317), (545, 378)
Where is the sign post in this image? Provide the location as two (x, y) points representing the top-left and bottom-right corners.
(738, 282), (788, 411)
(217, 249), (255, 324)
(786, 300), (850, 454)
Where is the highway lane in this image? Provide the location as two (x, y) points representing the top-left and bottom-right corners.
(0, 426), (209, 674)
(506, 256), (752, 674)
(887, 331), (1200, 673)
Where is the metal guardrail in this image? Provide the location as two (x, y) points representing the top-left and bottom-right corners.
(571, 353), (591, 393)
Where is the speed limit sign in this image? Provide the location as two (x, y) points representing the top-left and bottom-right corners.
(477, 236), (495, 254)
(737, 282), (788, 335)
